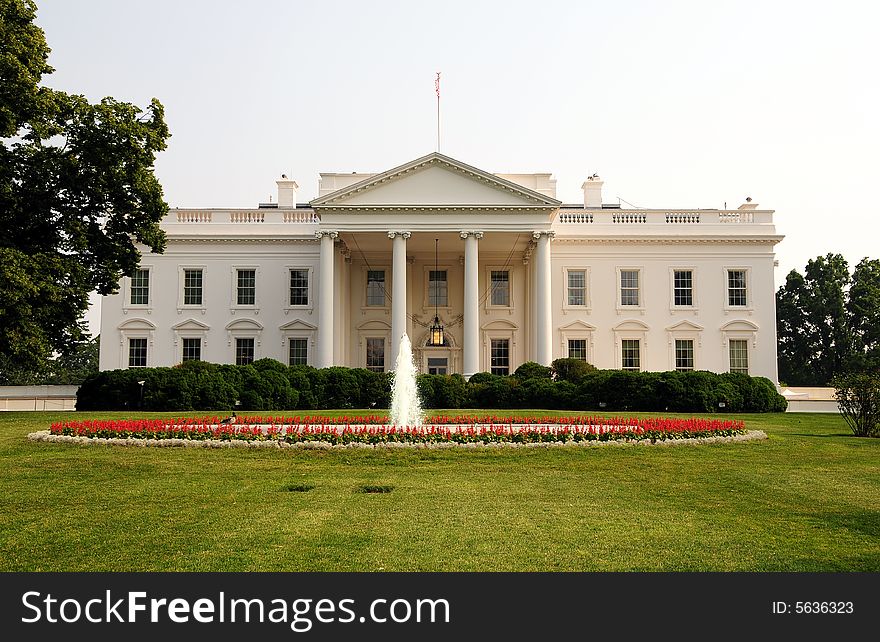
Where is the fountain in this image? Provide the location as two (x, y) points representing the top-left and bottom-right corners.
(389, 334), (423, 426)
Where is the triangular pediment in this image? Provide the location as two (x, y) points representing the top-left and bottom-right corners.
(666, 320), (704, 332)
(172, 318), (211, 332)
(311, 153), (561, 209)
(279, 319), (317, 332)
(559, 320), (597, 332)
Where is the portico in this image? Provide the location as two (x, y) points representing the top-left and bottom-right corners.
(311, 153), (561, 375)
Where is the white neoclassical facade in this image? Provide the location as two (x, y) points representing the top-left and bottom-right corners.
(100, 152), (784, 381)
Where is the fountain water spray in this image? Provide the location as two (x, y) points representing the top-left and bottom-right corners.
(389, 334), (423, 427)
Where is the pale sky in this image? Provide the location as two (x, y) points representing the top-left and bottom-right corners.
(33, 0), (880, 337)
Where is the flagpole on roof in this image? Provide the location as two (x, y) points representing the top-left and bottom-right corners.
(435, 72), (441, 152)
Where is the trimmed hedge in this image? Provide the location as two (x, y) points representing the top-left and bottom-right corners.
(76, 360), (787, 413)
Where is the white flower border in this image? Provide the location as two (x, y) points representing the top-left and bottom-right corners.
(27, 429), (768, 450)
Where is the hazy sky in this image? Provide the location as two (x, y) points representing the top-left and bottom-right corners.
(33, 0), (880, 335)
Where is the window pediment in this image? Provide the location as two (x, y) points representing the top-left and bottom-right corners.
(357, 319), (392, 331)
(559, 320), (597, 332)
(613, 319), (650, 332)
(118, 318), (156, 331)
(225, 318), (264, 331)
(666, 320), (704, 332)
(481, 319), (518, 331)
(172, 318), (211, 332)
(720, 319), (759, 332)
(279, 319), (317, 332)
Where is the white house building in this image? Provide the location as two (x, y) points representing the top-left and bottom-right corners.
(99, 152), (784, 381)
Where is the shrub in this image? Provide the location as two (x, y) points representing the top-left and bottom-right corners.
(833, 372), (880, 437)
(77, 361), (788, 413)
(513, 361), (552, 381)
(287, 365), (318, 409)
(551, 358), (597, 383)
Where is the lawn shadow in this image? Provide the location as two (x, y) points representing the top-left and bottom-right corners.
(789, 433), (859, 439)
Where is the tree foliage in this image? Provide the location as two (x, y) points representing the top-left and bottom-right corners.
(0, 0), (169, 379)
(777, 253), (880, 385)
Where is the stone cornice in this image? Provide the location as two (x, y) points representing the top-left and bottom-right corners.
(166, 237), (319, 244)
(552, 236), (784, 245)
(317, 205), (558, 213)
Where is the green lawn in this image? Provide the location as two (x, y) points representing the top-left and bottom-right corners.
(1, 410), (878, 571)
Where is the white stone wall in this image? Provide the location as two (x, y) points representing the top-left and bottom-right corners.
(101, 234), (779, 381)
(100, 240), (320, 370)
(99, 154), (782, 381)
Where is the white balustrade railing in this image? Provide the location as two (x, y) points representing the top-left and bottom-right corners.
(169, 209), (319, 224)
(665, 212), (701, 224)
(557, 210), (771, 226)
(176, 211), (212, 223)
(558, 212), (593, 224)
(283, 211), (320, 224)
(612, 212), (648, 224)
(230, 211), (265, 223)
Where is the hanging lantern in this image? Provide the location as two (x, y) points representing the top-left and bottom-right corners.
(428, 238), (445, 346)
(429, 315), (445, 347)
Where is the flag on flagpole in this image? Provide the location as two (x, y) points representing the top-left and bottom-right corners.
(435, 72), (441, 98)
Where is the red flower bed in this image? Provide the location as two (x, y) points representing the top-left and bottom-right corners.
(49, 415), (746, 444)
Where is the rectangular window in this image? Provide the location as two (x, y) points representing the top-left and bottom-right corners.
(729, 339), (749, 374)
(288, 338), (308, 366)
(366, 270), (386, 307)
(675, 339), (694, 371)
(490, 338), (510, 375)
(366, 338), (385, 372)
(428, 270), (448, 307)
(237, 269), (256, 306)
(130, 268), (149, 305)
(568, 339), (588, 361)
(183, 269), (203, 306)
(621, 339), (640, 371)
(182, 338), (201, 362)
(567, 270), (586, 306)
(620, 270), (640, 306)
(673, 270), (693, 307)
(727, 270), (747, 307)
(490, 270), (510, 306)
(427, 357), (448, 375)
(128, 338), (147, 368)
(289, 269), (309, 306)
(235, 338), (255, 366)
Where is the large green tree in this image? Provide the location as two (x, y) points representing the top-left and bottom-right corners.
(777, 253), (880, 385)
(0, 0), (169, 380)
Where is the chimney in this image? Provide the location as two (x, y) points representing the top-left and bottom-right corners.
(276, 174), (299, 208)
(737, 196), (758, 210)
(582, 174), (603, 208)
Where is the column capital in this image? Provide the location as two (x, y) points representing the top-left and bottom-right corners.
(531, 230), (555, 240)
(388, 231), (412, 239)
(316, 230), (338, 239)
(459, 231), (484, 240)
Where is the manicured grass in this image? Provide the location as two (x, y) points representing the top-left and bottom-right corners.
(1, 410), (878, 571)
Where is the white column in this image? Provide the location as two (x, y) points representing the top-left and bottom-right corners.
(317, 230), (337, 368)
(462, 230), (482, 378)
(529, 245), (538, 361)
(390, 231), (410, 368)
(534, 231), (554, 366)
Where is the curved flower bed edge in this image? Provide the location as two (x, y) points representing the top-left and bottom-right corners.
(41, 415), (754, 446)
